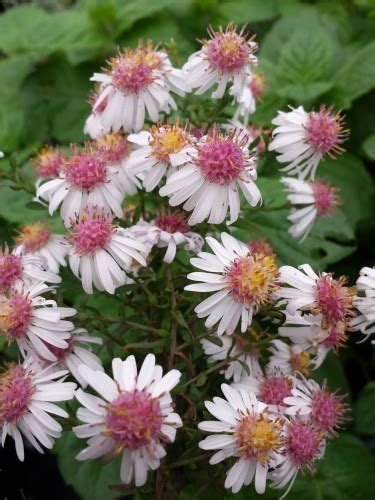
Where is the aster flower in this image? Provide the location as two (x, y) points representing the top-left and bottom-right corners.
(268, 339), (311, 378)
(232, 72), (266, 124)
(84, 87), (110, 139)
(159, 127), (261, 225)
(67, 207), (148, 294)
(129, 212), (203, 264)
(283, 377), (350, 437)
(0, 360), (76, 461)
(183, 23), (258, 104)
(281, 177), (340, 240)
(198, 384), (284, 494)
(32, 145), (64, 181)
(352, 266), (375, 337)
(269, 105), (348, 180)
(73, 354), (182, 487)
(90, 41), (189, 133)
(0, 281), (76, 362)
(14, 221), (68, 274)
(201, 331), (262, 382)
(126, 121), (196, 192)
(27, 328), (103, 388)
(36, 143), (125, 228)
(0, 246), (61, 293)
(186, 233), (279, 335)
(270, 418), (325, 497)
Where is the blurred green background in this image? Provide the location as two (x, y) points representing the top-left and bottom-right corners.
(0, 1), (375, 499)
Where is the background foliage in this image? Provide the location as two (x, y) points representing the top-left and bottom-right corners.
(0, 0), (375, 499)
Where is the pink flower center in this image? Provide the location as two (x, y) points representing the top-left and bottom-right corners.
(311, 388), (347, 432)
(259, 375), (293, 405)
(287, 420), (321, 466)
(34, 147), (63, 179)
(312, 180), (339, 216)
(196, 138), (245, 184)
(15, 222), (52, 253)
(0, 254), (22, 292)
(323, 321), (347, 351)
(225, 254), (279, 307)
(104, 390), (163, 450)
(0, 295), (33, 342)
(315, 275), (350, 323)
(97, 133), (130, 164)
(206, 32), (251, 72)
(155, 213), (190, 234)
(249, 73), (266, 101)
(70, 217), (113, 256)
(64, 151), (107, 190)
(305, 108), (345, 155)
(248, 238), (274, 257)
(0, 364), (34, 424)
(44, 337), (75, 362)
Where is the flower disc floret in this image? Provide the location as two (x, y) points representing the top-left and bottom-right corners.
(315, 275), (352, 324)
(96, 133), (130, 164)
(15, 222), (52, 253)
(196, 137), (245, 184)
(33, 146), (63, 179)
(150, 124), (190, 161)
(312, 180), (340, 216)
(64, 146), (108, 190)
(0, 364), (34, 424)
(287, 420), (322, 466)
(305, 106), (347, 156)
(155, 212), (190, 234)
(290, 351), (311, 376)
(259, 375), (293, 406)
(0, 254), (22, 292)
(0, 295), (33, 342)
(69, 211), (113, 256)
(311, 385), (349, 433)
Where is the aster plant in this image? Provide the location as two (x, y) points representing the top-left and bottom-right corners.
(0, 18), (374, 500)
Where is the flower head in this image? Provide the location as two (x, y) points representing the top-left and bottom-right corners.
(32, 146), (64, 180)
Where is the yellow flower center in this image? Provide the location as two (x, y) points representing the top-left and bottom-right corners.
(150, 125), (190, 161)
(290, 351), (311, 377)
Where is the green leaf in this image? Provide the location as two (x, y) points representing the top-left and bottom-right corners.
(354, 382), (375, 435)
(362, 134), (375, 160)
(313, 351), (351, 395)
(116, 0), (180, 34)
(219, 0), (280, 23)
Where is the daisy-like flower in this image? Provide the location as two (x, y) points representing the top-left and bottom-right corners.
(95, 132), (140, 196)
(270, 418), (325, 497)
(126, 121), (195, 192)
(129, 211), (203, 263)
(0, 281), (76, 362)
(186, 233), (279, 335)
(73, 354), (182, 486)
(14, 221), (68, 274)
(36, 143), (125, 227)
(0, 360), (76, 461)
(67, 207), (147, 294)
(90, 41), (189, 133)
(281, 177), (340, 240)
(201, 330), (262, 382)
(183, 23), (258, 104)
(32, 145), (64, 180)
(233, 72), (266, 124)
(283, 377), (350, 437)
(84, 87), (110, 139)
(0, 246), (61, 293)
(268, 339), (311, 378)
(199, 384), (284, 494)
(160, 127), (261, 225)
(269, 105), (348, 180)
(27, 328), (103, 388)
(352, 266), (375, 337)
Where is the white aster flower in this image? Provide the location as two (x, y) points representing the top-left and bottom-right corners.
(0, 281), (76, 362)
(201, 332), (261, 382)
(268, 339), (312, 378)
(36, 143), (125, 228)
(73, 354), (182, 487)
(198, 384), (284, 494)
(0, 360), (76, 461)
(0, 246), (61, 293)
(281, 177), (340, 240)
(186, 233), (279, 335)
(14, 221), (68, 274)
(159, 127), (261, 225)
(129, 212), (203, 263)
(90, 41), (189, 133)
(352, 267), (375, 337)
(269, 105), (348, 180)
(67, 207), (148, 294)
(183, 23), (257, 103)
(126, 121), (196, 192)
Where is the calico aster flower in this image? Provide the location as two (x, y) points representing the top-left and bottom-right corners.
(268, 339), (312, 378)
(126, 121), (195, 192)
(73, 355), (182, 486)
(281, 177), (340, 240)
(183, 23), (258, 104)
(129, 212), (203, 264)
(67, 207), (148, 294)
(201, 331), (262, 382)
(199, 384), (284, 494)
(352, 267), (375, 337)
(0, 246), (61, 293)
(0, 360), (76, 461)
(269, 105), (348, 180)
(160, 127), (261, 225)
(0, 282), (75, 361)
(84, 87), (110, 139)
(90, 41), (189, 133)
(14, 221), (68, 274)
(186, 233), (279, 335)
(32, 146), (64, 180)
(233, 72), (266, 124)
(36, 143), (125, 227)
